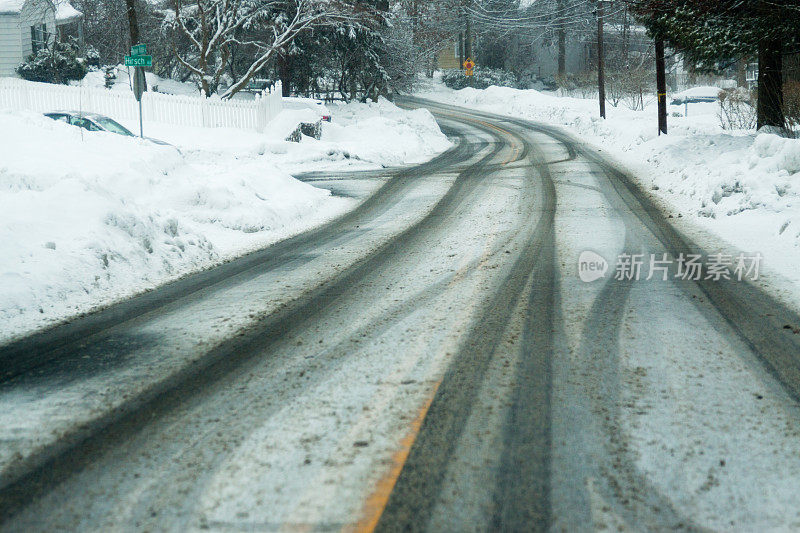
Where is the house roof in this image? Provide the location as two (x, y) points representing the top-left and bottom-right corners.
(0, 0), (82, 20)
(56, 0), (81, 21)
(0, 0), (25, 14)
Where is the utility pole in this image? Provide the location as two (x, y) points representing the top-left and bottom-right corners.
(596, 0), (606, 119)
(461, 0), (473, 86)
(655, 39), (667, 135)
(465, 14), (473, 87)
(459, 31), (464, 70)
(464, 7), (473, 61)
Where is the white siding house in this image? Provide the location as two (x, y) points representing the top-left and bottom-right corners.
(0, 0), (82, 77)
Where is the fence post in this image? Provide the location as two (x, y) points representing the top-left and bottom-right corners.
(23, 80), (32, 111)
(257, 92), (266, 131)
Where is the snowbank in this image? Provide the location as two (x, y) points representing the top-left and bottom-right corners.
(0, 109), (344, 341)
(0, 97), (450, 342)
(418, 82), (800, 291)
(117, 98), (451, 172)
(322, 99), (452, 166)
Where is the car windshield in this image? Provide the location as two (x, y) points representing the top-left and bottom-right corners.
(93, 117), (134, 136)
(71, 117), (102, 131)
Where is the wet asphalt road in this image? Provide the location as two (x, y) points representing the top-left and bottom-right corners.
(1, 98), (800, 532)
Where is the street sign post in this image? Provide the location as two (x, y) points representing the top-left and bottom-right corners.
(133, 67), (146, 137)
(127, 44), (150, 138)
(464, 58), (475, 83)
(124, 55), (152, 67)
(133, 66), (146, 102)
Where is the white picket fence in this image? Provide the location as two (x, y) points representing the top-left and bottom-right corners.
(0, 77), (282, 132)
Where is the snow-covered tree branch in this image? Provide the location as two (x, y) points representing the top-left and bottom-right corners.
(164, 0), (372, 98)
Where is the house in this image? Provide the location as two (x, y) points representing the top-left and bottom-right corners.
(527, 37), (587, 80)
(525, 23), (658, 83)
(0, 0), (83, 77)
(437, 40), (462, 70)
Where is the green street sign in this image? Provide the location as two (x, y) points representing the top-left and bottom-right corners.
(131, 44), (147, 56)
(124, 55), (152, 67)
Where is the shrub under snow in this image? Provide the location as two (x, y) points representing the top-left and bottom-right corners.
(16, 40), (88, 84)
(441, 67), (520, 90)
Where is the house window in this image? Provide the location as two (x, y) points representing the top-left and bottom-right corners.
(31, 23), (48, 54)
(746, 63), (759, 83)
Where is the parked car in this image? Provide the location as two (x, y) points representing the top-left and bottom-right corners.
(282, 97), (332, 122)
(244, 79), (271, 94)
(670, 86), (723, 105)
(44, 111), (173, 147)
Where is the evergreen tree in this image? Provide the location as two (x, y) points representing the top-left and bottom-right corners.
(630, 0), (800, 130)
(271, 0), (394, 101)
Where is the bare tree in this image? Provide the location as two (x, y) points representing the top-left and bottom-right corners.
(468, 0), (596, 79)
(392, 0), (462, 77)
(165, 0), (356, 98)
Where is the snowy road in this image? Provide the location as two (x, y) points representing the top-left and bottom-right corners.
(2, 99), (800, 531)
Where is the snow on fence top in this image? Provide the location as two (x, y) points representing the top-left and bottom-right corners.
(0, 78), (282, 132)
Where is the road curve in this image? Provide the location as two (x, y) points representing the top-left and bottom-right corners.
(1, 98), (800, 532)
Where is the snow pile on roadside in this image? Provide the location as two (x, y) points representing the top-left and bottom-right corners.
(646, 131), (800, 282)
(0, 98), (451, 342)
(124, 99), (451, 172)
(419, 82), (800, 288)
(321, 98), (452, 166)
(0, 109), (345, 342)
(653, 132), (800, 220)
(429, 84), (722, 152)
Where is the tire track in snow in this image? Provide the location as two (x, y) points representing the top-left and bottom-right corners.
(375, 106), (557, 533)
(0, 108), (508, 527)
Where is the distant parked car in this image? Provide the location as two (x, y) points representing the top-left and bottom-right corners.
(282, 97), (332, 122)
(244, 79), (271, 94)
(670, 86), (723, 105)
(44, 111), (173, 147)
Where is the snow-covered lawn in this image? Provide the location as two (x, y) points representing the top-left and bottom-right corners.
(418, 80), (800, 305)
(0, 97), (450, 343)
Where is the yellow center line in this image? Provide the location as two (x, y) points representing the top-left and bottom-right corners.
(349, 378), (442, 533)
(480, 121), (522, 166)
(431, 110), (522, 167)
(474, 120), (521, 166)
(348, 190), (504, 533)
